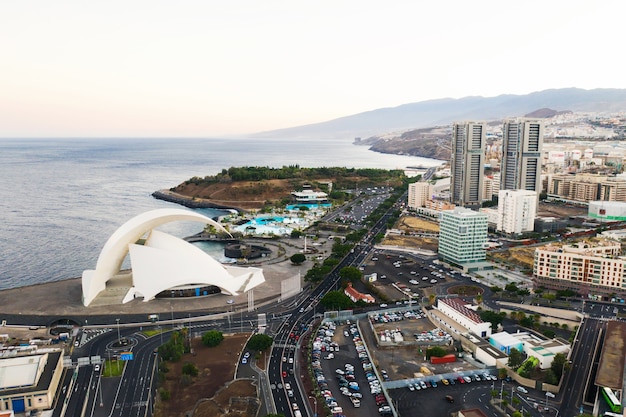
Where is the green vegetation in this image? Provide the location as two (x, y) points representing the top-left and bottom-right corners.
(201, 330), (224, 347)
(507, 347), (523, 369)
(159, 329), (189, 361)
(102, 358), (125, 377)
(320, 291), (355, 310)
(480, 310), (506, 330)
(182, 166), (405, 188)
(425, 346), (447, 358)
(182, 362), (199, 377)
(247, 334), (274, 351)
(142, 328), (165, 337)
(339, 266), (362, 283)
(290, 253), (306, 265)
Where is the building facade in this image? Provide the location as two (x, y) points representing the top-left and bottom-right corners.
(451, 121), (486, 208)
(501, 118), (544, 193)
(408, 182), (433, 209)
(437, 298), (491, 338)
(439, 207), (488, 268)
(547, 174), (626, 204)
(533, 241), (626, 297)
(496, 190), (537, 234)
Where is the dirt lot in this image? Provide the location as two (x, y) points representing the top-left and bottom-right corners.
(381, 215), (439, 251)
(395, 216), (440, 233)
(360, 316), (476, 381)
(155, 333), (257, 417)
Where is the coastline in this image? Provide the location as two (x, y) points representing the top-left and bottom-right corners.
(152, 189), (245, 212)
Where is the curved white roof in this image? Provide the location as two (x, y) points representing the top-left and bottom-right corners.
(82, 208), (265, 306)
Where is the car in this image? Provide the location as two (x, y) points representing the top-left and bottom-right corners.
(94, 364), (100, 372)
(408, 383), (415, 391)
(445, 395), (454, 403)
(419, 381), (427, 389)
(282, 356), (287, 362)
(463, 376), (472, 383)
(457, 377), (465, 384)
(335, 369), (345, 375)
(380, 303), (388, 308)
(243, 352), (250, 358)
(282, 371), (287, 378)
(285, 383), (291, 390)
(352, 393), (362, 399)
(242, 357), (247, 364)
(441, 378), (449, 386)
(292, 403), (299, 410)
(74, 340), (79, 347)
(517, 386), (528, 394)
(288, 357), (294, 364)
(324, 353), (334, 360)
(287, 390), (294, 397)
(299, 307), (305, 313)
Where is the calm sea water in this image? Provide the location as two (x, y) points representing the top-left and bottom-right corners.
(0, 137), (442, 290)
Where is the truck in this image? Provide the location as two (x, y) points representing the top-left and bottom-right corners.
(148, 314), (159, 323)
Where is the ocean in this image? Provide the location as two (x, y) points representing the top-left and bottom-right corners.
(0, 137), (442, 290)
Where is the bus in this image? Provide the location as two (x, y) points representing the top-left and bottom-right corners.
(601, 387), (622, 413)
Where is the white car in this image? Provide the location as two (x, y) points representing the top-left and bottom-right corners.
(226, 299), (234, 304)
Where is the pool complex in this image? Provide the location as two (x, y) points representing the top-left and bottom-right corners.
(233, 205), (330, 236)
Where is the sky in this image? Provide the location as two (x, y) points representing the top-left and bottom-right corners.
(1, 1), (624, 138)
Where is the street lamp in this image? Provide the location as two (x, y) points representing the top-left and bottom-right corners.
(116, 318), (121, 345)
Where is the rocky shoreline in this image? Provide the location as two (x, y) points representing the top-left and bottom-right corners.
(152, 190), (243, 212)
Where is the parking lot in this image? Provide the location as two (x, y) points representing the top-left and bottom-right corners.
(360, 252), (456, 303)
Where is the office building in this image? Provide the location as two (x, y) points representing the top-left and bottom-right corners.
(451, 121), (486, 208)
(496, 190), (537, 235)
(439, 207), (488, 270)
(501, 118), (544, 193)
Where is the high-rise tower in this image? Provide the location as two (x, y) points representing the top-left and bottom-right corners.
(501, 118), (544, 193)
(450, 121), (486, 208)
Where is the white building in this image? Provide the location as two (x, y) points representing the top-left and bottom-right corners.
(0, 351), (64, 414)
(588, 201), (626, 222)
(489, 331), (569, 369)
(408, 182), (433, 209)
(496, 190), (537, 234)
(82, 209), (266, 306)
(437, 298), (491, 338)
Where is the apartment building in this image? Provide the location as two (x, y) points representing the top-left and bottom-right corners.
(533, 241), (626, 297)
(451, 121), (486, 208)
(496, 190), (537, 234)
(408, 182), (433, 209)
(501, 118), (544, 193)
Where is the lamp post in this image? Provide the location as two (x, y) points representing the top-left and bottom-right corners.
(116, 318), (121, 345)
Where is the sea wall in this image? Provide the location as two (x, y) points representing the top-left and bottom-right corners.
(152, 190), (242, 212)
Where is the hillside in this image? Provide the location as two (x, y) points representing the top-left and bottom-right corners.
(250, 88), (626, 141)
(159, 166), (406, 211)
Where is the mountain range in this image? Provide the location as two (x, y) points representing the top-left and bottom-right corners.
(251, 88), (626, 141)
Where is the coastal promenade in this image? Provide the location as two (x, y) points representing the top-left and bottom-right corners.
(0, 236), (325, 325)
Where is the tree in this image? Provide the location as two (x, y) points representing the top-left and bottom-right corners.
(426, 346), (447, 358)
(507, 348), (523, 369)
(480, 310), (506, 330)
(290, 253), (306, 265)
(290, 230), (303, 238)
(201, 330), (224, 347)
(182, 362), (198, 377)
(339, 266), (362, 283)
(551, 352), (568, 380)
(320, 291), (354, 310)
(247, 334), (274, 351)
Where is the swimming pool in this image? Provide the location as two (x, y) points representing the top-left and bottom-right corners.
(285, 203), (331, 211)
(232, 215), (306, 236)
